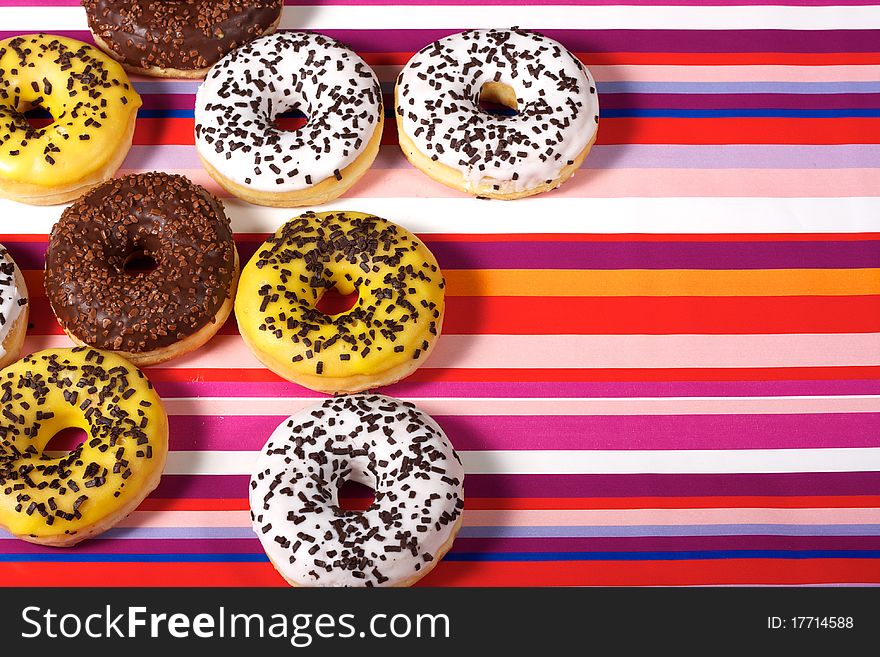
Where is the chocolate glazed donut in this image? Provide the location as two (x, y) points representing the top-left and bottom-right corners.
(81, 0), (283, 78)
(44, 172), (239, 366)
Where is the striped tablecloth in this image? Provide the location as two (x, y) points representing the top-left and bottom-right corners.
(1, 0), (879, 586)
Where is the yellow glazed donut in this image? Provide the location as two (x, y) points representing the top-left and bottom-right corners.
(235, 211), (445, 393)
(0, 34), (141, 205)
(0, 348), (168, 547)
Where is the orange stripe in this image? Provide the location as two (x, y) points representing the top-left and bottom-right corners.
(137, 496), (880, 513)
(1, 560), (876, 587)
(134, 118), (880, 147)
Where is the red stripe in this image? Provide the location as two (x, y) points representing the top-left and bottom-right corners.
(137, 495), (880, 512)
(134, 118), (880, 147)
(2, 560), (876, 587)
(142, 365), (880, 383)
(26, 296), (880, 335)
(441, 296), (880, 335)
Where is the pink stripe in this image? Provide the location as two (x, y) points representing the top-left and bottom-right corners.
(6, 1), (878, 6)
(114, 507), (880, 529)
(21, 333), (880, 369)
(162, 396), (880, 417)
(126, 167), (880, 199)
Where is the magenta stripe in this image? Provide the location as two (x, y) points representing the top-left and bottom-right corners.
(142, 92), (880, 111)
(7, 0), (880, 6)
(10, 239), (880, 271)
(6, 535), (880, 556)
(151, 472), (880, 499)
(151, 379), (880, 400)
(163, 413), (880, 451)
(6, 29), (880, 53)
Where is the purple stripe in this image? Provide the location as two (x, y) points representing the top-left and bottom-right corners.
(151, 471), (880, 499)
(7, 29), (880, 54)
(10, 239), (879, 271)
(166, 413), (880, 451)
(5, 535), (880, 557)
(600, 93), (880, 110)
(151, 379), (880, 399)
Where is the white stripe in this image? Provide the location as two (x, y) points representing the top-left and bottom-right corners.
(163, 447), (880, 475)
(21, 333), (880, 369)
(160, 396), (880, 417)
(5, 197), (880, 234)
(5, 5), (880, 31)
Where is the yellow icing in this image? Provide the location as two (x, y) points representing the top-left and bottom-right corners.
(0, 34), (141, 189)
(236, 211), (445, 382)
(0, 348), (167, 540)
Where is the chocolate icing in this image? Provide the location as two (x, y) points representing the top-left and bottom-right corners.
(44, 172), (237, 353)
(81, 0), (283, 71)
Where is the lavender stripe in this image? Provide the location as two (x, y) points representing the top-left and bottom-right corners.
(165, 413), (880, 451)
(459, 524), (880, 538)
(4, 535), (880, 556)
(122, 144), (880, 172)
(8, 1), (880, 6)
(132, 82), (880, 97)
(8, 29), (880, 53)
(151, 472), (880, 499)
(11, 239), (879, 271)
(151, 379), (880, 399)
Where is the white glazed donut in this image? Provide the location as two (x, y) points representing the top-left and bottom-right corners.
(195, 32), (383, 207)
(249, 394), (465, 587)
(395, 28), (599, 199)
(0, 245), (29, 369)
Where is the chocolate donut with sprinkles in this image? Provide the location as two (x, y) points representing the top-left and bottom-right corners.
(0, 34), (141, 205)
(235, 211), (445, 394)
(44, 172), (239, 367)
(195, 32), (383, 207)
(0, 245), (28, 370)
(395, 28), (599, 199)
(250, 394), (464, 587)
(82, 0), (283, 79)
(0, 348), (168, 547)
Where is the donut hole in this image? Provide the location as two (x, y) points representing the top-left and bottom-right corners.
(478, 82), (519, 116)
(21, 106), (54, 131)
(315, 285), (359, 316)
(42, 426), (88, 457)
(122, 250), (159, 275)
(337, 479), (374, 512)
(272, 105), (309, 133)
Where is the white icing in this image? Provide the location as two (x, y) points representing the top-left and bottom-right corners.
(0, 246), (24, 357)
(396, 28), (599, 194)
(249, 394), (465, 587)
(195, 32), (382, 193)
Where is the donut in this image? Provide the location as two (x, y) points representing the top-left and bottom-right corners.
(44, 172), (239, 367)
(250, 394), (464, 587)
(0, 245), (29, 370)
(0, 347), (168, 547)
(235, 211), (444, 393)
(82, 0), (283, 79)
(0, 34), (141, 205)
(195, 32), (383, 207)
(395, 28), (599, 200)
